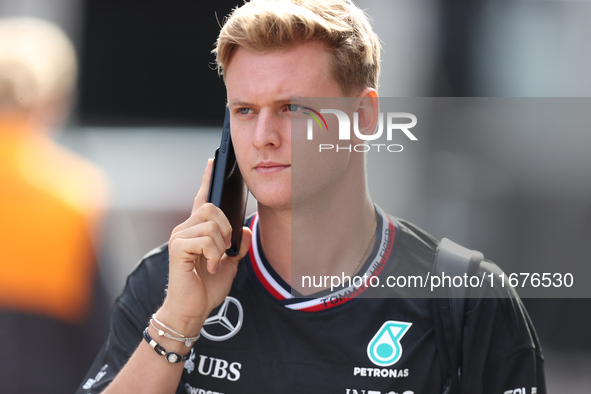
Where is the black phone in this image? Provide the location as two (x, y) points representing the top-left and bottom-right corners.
(207, 108), (248, 256)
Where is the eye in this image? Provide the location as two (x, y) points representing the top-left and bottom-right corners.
(238, 107), (252, 115)
(286, 104), (302, 112)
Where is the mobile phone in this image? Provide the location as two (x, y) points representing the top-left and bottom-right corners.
(207, 108), (248, 256)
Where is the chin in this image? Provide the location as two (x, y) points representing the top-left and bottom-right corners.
(251, 187), (291, 211)
(246, 174), (291, 211)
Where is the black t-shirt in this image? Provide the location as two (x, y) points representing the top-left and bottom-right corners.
(77, 207), (545, 394)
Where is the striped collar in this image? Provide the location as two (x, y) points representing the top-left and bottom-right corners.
(246, 206), (400, 312)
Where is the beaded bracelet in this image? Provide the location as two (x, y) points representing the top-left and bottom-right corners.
(143, 327), (191, 364)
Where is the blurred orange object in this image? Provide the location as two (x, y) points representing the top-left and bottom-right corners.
(0, 115), (108, 324)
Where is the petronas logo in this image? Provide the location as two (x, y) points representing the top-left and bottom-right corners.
(367, 321), (412, 367)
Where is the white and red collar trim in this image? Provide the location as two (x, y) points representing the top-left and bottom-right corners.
(246, 206), (399, 312)
(248, 214), (292, 301)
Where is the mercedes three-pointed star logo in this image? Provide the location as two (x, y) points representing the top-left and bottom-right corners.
(200, 296), (243, 341)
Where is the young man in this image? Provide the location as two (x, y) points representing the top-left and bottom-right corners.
(78, 1), (545, 393)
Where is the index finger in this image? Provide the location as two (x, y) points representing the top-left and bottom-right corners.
(193, 158), (214, 214)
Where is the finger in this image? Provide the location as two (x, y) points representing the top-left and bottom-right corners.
(192, 158), (214, 215)
(173, 220), (229, 257)
(169, 236), (223, 273)
(172, 202), (232, 244)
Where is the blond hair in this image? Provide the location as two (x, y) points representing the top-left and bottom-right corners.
(0, 17), (77, 110)
(214, 0), (381, 95)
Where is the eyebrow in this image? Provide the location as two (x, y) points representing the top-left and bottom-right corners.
(227, 98), (297, 108)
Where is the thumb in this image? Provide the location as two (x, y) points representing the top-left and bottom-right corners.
(235, 227), (252, 260)
(216, 227), (252, 274)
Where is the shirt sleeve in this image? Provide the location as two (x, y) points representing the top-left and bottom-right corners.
(461, 261), (546, 394)
(75, 244), (186, 393)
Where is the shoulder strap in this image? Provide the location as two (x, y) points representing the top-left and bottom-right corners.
(432, 238), (483, 394)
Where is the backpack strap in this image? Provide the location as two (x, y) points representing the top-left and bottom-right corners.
(432, 238), (483, 393)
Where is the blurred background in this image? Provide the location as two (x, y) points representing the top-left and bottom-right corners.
(0, 0), (590, 392)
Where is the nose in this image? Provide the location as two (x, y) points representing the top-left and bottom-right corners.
(252, 108), (282, 149)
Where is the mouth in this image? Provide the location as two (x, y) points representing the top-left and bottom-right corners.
(254, 161), (291, 174)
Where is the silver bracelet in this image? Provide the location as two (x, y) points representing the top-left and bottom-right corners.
(152, 314), (185, 337)
(150, 316), (200, 347)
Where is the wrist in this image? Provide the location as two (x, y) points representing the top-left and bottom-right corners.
(146, 324), (194, 357)
(154, 304), (205, 339)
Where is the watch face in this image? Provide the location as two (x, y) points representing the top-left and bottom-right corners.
(167, 353), (179, 363)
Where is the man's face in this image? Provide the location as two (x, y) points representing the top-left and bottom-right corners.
(225, 41), (348, 210)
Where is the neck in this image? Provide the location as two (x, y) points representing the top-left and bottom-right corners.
(257, 203), (292, 283)
(0, 111), (38, 136)
(257, 153), (377, 295)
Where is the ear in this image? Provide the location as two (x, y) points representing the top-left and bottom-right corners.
(352, 88), (379, 143)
